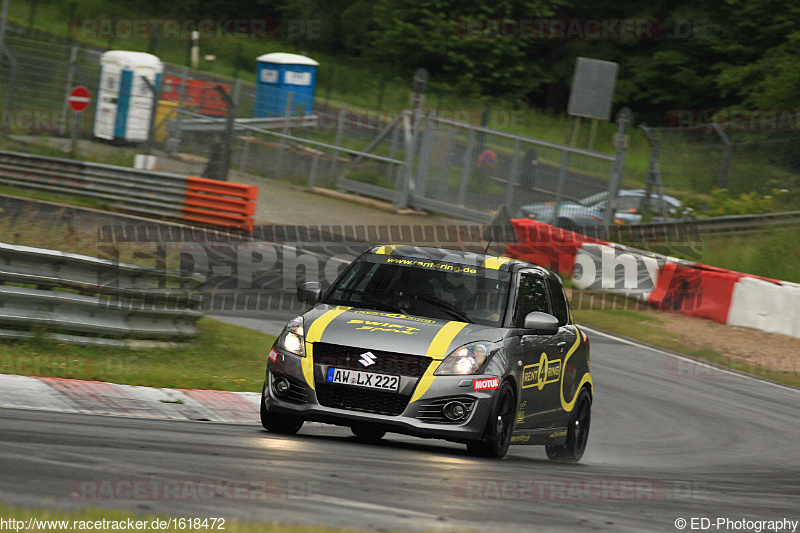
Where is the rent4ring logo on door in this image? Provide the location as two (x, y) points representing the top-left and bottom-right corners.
(522, 353), (562, 390)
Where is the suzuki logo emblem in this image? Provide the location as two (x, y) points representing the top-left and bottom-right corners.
(359, 351), (377, 367)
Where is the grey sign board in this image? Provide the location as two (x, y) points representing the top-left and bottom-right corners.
(567, 57), (619, 121)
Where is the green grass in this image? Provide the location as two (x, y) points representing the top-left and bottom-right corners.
(699, 228), (800, 282)
(619, 227), (800, 283)
(0, 318), (274, 391)
(0, 504), (380, 533)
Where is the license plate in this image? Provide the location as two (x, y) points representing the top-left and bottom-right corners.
(326, 368), (400, 392)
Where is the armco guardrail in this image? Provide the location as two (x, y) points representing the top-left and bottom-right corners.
(612, 211), (800, 240)
(0, 242), (203, 346)
(0, 150), (258, 231)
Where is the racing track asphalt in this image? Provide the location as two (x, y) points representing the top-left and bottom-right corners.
(1, 330), (798, 532)
(0, 197), (798, 531)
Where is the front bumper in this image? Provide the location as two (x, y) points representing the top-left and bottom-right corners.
(265, 349), (498, 443)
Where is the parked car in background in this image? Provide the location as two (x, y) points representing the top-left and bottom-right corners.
(516, 189), (685, 230)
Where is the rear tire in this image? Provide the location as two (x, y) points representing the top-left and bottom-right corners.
(466, 381), (515, 459)
(546, 387), (591, 462)
(260, 383), (303, 435)
(350, 424), (386, 443)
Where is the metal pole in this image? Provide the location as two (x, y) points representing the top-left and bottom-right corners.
(61, 45), (79, 136)
(504, 139), (521, 212)
(638, 124), (662, 217)
(2, 44), (17, 138)
(551, 150), (571, 225)
(458, 129), (476, 207)
(712, 121), (733, 189)
(167, 66), (189, 155)
(214, 84), (235, 181)
(604, 107), (633, 228)
(386, 117), (400, 185)
(140, 75), (162, 156)
(275, 90), (294, 178)
(69, 110), (79, 157)
(0, 0), (9, 73)
(308, 150), (320, 189)
(331, 104), (347, 184)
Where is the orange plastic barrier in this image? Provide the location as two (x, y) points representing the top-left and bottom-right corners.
(161, 77), (230, 116)
(183, 177), (258, 231)
(506, 218), (602, 275)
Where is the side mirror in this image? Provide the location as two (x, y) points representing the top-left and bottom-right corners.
(523, 312), (560, 335)
(297, 282), (322, 305)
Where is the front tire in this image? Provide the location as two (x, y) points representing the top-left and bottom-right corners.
(466, 381), (515, 459)
(546, 387), (591, 462)
(260, 383), (303, 435)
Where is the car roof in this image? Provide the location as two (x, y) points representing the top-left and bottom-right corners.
(364, 244), (554, 277)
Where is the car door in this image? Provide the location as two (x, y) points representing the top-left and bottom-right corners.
(545, 275), (580, 425)
(510, 271), (564, 429)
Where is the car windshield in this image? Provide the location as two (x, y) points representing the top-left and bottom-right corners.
(324, 256), (511, 327)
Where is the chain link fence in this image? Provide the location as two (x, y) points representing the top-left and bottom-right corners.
(640, 125), (800, 203)
(0, 27), (623, 224)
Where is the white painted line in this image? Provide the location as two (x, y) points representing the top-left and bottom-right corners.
(578, 324), (800, 393)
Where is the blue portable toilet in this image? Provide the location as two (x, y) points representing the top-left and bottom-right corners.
(255, 53), (319, 118)
(93, 51), (163, 143)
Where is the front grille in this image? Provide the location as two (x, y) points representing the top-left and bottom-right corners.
(316, 383), (410, 416)
(416, 396), (477, 424)
(272, 374), (308, 404)
(313, 342), (431, 377)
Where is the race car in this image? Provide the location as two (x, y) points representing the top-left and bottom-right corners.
(261, 245), (592, 461)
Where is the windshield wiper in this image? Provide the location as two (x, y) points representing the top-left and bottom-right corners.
(328, 288), (404, 313)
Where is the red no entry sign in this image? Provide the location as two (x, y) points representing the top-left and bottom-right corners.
(68, 86), (91, 112)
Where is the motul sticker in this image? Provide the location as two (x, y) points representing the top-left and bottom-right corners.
(473, 377), (500, 391)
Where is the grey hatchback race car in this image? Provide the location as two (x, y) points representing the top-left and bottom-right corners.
(261, 245), (592, 461)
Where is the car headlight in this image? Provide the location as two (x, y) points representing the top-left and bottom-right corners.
(434, 342), (495, 375)
(276, 316), (305, 357)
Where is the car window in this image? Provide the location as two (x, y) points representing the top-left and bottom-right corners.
(615, 196), (642, 211)
(514, 273), (550, 328)
(325, 256), (511, 326)
(547, 277), (570, 325)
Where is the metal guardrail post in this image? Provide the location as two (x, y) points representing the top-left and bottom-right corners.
(504, 139), (521, 212)
(141, 75), (163, 156)
(551, 150), (571, 226)
(331, 103), (347, 185)
(604, 107), (632, 228)
(60, 45), (78, 137)
(457, 128), (476, 207)
(308, 150), (320, 189)
(712, 122), (733, 189)
(275, 90), (294, 178)
(214, 84), (236, 181)
(167, 65), (188, 155)
(2, 44), (17, 138)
